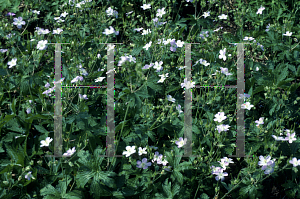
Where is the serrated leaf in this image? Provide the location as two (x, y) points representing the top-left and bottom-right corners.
(76, 171), (95, 189)
(173, 170), (184, 185)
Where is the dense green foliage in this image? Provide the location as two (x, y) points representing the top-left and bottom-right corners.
(0, 0), (300, 198)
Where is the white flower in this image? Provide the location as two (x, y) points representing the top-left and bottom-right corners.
(213, 27), (223, 32)
(272, 135), (286, 141)
(285, 132), (297, 144)
(122, 146), (136, 157)
(283, 31), (292, 37)
(181, 78), (195, 89)
(241, 102), (254, 110)
(60, 12), (68, 17)
(40, 137), (53, 147)
(103, 26), (118, 35)
(218, 14), (228, 20)
(134, 28), (143, 32)
(138, 147), (147, 156)
(156, 7), (166, 18)
(177, 66), (187, 70)
(126, 55), (136, 63)
(256, 5), (265, 15)
(243, 36), (255, 41)
(63, 147), (76, 157)
(142, 29), (151, 35)
(95, 77), (106, 82)
(158, 73), (169, 83)
(143, 41), (152, 50)
(202, 11), (210, 18)
(167, 94), (175, 103)
(214, 112), (227, 123)
(31, 10), (40, 14)
(215, 124), (230, 133)
(53, 28), (63, 34)
(176, 40), (185, 47)
(141, 4), (151, 10)
(37, 40), (48, 50)
(7, 58), (17, 68)
(153, 61), (163, 72)
(219, 48), (227, 61)
(106, 7), (114, 16)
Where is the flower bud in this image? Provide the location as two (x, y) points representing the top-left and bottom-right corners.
(18, 176), (22, 181)
(25, 166), (31, 171)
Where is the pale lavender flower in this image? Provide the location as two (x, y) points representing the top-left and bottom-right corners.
(45, 82), (50, 88)
(175, 137), (187, 148)
(137, 158), (151, 169)
(255, 117), (264, 127)
(289, 158), (300, 167)
(261, 160), (275, 174)
(166, 94), (175, 103)
(26, 108), (31, 114)
(79, 94), (88, 100)
(63, 147), (76, 157)
(215, 124), (230, 133)
(13, 17), (25, 29)
(25, 171), (33, 180)
(0, 49), (8, 53)
(6, 12), (16, 16)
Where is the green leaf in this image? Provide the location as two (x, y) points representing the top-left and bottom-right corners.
(276, 8), (283, 21)
(199, 193), (209, 199)
(239, 185), (252, 196)
(75, 170), (95, 189)
(162, 178), (172, 198)
(33, 124), (49, 134)
(40, 184), (61, 198)
(173, 170), (184, 185)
